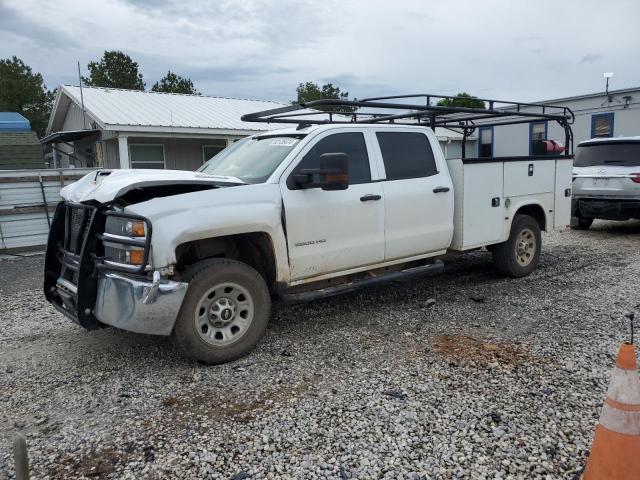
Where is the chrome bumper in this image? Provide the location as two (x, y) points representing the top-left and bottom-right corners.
(94, 272), (188, 336)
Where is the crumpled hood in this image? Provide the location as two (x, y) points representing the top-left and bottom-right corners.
(60, 169), (244, 204)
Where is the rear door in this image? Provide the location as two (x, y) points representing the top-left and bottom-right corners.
(280, 130), (385, 281)
(373, 129), (454, 261)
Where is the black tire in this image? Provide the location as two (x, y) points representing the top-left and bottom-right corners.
(172, 258), (271, 364)
(570, 217), (593, 230)
(492, 214), (542, 278)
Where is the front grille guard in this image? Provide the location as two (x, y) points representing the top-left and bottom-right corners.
(56, 204), (153, 277)
(45, 201), (153, 330)
(57, 202), (97, 277)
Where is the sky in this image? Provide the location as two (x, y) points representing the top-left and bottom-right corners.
(2, 0), (640, 103)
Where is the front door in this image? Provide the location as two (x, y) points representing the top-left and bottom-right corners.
(281, 131), (385, 281)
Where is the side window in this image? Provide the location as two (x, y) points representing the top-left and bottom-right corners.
(478, 127), (493, 158)
(376, 132), (438, 180)
(529, 122), (547, 155)
(290, 132), (371, 188)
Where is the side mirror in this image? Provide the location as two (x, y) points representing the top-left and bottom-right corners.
(293, 153), (349, 190)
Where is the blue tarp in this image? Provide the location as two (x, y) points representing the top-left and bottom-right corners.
(0, 112), (32, 132)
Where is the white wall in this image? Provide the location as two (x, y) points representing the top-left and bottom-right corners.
(489, 90), (640, 157)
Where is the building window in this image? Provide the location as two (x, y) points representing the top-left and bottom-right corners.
(202, 140), (228, 163)
(129, 144), (165, 169)
(478, 126), (493, 158)
(591, 113), (614, 138)
(529, 121), (548, 155)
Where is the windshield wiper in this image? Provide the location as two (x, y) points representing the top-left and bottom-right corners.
(255, 134), (306, 141)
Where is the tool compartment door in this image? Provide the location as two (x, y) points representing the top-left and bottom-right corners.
(503, 160), (555, 197)
(553, 158), (573, 229)
(458, 161), (504, 248)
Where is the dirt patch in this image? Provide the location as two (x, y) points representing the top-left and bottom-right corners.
(162, 382), (310, 424)
(51, 445), (132, 479)
(433, 334), (532, 366)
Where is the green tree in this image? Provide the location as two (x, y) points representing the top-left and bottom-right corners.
(437, 92), (485, 109)
(0, 56), (55, 137)
(82, 50), (145, 90)
(293, 81), (357, 113)
(151, 71), (199, 94)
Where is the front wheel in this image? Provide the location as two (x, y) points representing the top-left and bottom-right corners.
(172, 258), (271, 364)
(492, 214), (542, 278)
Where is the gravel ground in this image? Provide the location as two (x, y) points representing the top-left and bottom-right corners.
(1, 220), (639, 479)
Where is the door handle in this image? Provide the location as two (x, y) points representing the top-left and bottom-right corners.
(433, 186), (450, 193)
(360, 194), (382, 202)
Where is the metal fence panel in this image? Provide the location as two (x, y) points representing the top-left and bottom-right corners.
(0, 168), (95, 251)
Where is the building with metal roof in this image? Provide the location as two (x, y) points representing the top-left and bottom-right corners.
(0, 112), (32, 132)
(0, 113), (44, 169)
(44, 85), (289, 170)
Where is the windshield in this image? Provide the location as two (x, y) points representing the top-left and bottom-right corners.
(198, 135), (304, 183)
(575, 142), (640, 167)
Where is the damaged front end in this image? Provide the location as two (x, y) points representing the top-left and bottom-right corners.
(44, 201), (188, 335)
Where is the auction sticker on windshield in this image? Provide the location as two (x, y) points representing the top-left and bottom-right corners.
(270, 138), (299, 146)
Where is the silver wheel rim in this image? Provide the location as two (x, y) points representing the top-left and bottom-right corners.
(515, 228), (536, 267)
(194, 282), (254, 346)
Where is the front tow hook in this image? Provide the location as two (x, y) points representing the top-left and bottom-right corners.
(142, 271), (161, 305)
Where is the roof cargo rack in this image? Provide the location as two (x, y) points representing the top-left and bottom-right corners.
(241, 94), (575, 157)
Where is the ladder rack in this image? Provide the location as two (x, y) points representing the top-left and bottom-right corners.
(241, 93), (575, 156)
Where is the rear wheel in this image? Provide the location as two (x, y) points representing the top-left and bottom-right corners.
(172, 258), (270, 364)
(570, 217), (593, 230)
(492, 214), (541, 277)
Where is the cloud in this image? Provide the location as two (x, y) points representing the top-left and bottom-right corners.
(513, 35), (541, 43)
(0, 3), (77, 50)
(580, 53), (604, 63)
(1, 0), (639, 104)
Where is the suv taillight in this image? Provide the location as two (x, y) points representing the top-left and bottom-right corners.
(632, 173), (640, 184)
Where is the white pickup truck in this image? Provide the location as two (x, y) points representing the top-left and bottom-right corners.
(44, 96), (574, 363)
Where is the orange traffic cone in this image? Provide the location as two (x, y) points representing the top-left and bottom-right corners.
(582, 342), (640, 479)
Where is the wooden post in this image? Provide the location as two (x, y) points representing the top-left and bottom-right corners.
(13, 433), (29, 480)
(118, 135), (130, 169)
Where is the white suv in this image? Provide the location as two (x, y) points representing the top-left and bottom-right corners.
(572, 137), (640, 229)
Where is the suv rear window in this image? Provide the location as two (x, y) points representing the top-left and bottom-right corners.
(574, 142), (640, 167)
(376, 132), (438, 180)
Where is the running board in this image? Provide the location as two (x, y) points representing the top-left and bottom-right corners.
(280, 260), (444, 303)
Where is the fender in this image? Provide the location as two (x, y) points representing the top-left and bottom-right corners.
(126, 183), (291, 284)
(503, 195), (553, 239)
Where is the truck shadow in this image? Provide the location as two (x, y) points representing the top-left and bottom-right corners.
(585, 219), (640, 236)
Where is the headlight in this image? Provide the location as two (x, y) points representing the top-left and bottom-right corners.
(100, 214), (151, 272)
(105, 217), (146, 237)
(104, 244), (146, 265)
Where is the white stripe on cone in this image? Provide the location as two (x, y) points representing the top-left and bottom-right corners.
(606, 367), (640, 404)
(599, 403), (640, 435)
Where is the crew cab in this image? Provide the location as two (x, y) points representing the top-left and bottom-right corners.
(44, 96), (574, 363)
(571, 137), (640, 229)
